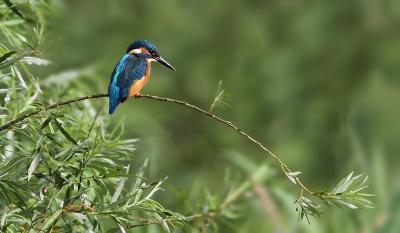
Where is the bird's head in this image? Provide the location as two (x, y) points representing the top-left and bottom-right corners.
(126, 39), (175, 71)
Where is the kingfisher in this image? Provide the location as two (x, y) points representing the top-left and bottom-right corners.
(108, 39), (175, 114)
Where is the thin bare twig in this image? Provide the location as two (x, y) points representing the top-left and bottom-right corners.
(1, 93), (312, 195)
(136, 94), (313, 195)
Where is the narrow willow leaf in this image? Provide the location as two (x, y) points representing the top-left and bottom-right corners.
(111, 178), (126, 204)
(133, 189), (143, 205)
(0, 136), (29, 155)
(54, 119), (77, 144)
(3, 0), (24, 18)
(162, 209), (186, 221)
(34, 133), (44, 150)
(344, 174), (367, 194)
(334, 199), (358, 209)
(314, 185), (331, 196)
(132, 159), (148, 192)
(326, 173), (375, 210)
(322, 197), (343, 210)
(117, 223), (126, 233)
(61, 213), (77, 233)
(330, 171), (353, 194)
(0, 73), (11, 80)
(11, 66), (27, 89)
(21, 56), (51, 66)
(0, 87), (21, 94)
(93, 179), (108, 198)
(0, 51), (30, 70)
(0, 157), (27, 179)
(352, 197), (376, 208)
(40, 116), (53, 130)
(0, 51), (17, 63)
(153, 212), (170, 233)
(2, 19), (25, 26)
(0, 183), (12, 204)
(285, 171), (301, 184)
(28, 152), (42, 181)
(343, 174), (364, 194)
(1, 209), (7, 227)
(42, 209), (63, 230)
(296, 197), (323, 224)
(137, 179), (165, 204)
(103, 196), (131, 212)
(350, 177), (369, 194)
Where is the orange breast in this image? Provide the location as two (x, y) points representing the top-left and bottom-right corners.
(128, 62), (151, 98)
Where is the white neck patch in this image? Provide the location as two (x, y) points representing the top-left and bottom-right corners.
(129, 48), (142, 54)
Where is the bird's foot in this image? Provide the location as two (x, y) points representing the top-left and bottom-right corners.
(134, 93), (141, 99)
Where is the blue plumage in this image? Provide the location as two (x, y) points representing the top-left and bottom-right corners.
(126, 40), (158, 54)
(108, 54), (147, 114)
(108, 39), (176, 114)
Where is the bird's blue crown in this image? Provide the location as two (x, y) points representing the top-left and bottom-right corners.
(126, 39), (159, 54)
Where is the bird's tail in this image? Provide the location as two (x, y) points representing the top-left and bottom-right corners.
(109, 105), (117, 114)
(108, 87), (120, 114)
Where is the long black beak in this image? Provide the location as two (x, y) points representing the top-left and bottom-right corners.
(155, 56), (176, 71)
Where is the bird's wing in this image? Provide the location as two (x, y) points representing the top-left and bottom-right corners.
(108, 54), (147, 114)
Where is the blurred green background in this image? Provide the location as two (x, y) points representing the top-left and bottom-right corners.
(41, 0), (399, 232)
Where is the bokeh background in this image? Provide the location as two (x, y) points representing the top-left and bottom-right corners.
(41, 0), (399, 232)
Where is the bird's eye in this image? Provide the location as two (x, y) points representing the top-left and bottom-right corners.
(151, 52), (158, 57)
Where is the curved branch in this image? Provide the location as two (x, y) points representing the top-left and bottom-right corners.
(0, 93), (313, 195)
(137, 94), (313, 195)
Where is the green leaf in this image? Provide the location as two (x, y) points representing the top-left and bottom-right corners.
(3, 0), (24, 18)
(0, 51), (30, 70)
(209, 80), (233, 112)
(1, 208), (8, 228)
(11, 65), (27, 89)
(295, 197), (323, 224)
(162, 209), (186, 221)
(40, 115), (53, 130)
(53, 119), (77, 144)
(321, 172), (376, 209)
(2, 19), (25, 26)
(0, 157), (27, 179)
(111, 177), (127, 204)
(131, 159), (148, 193)
(0, 51), (17, 63)
(152, 212), (170, 233)
(35, 133), (45, 150)
(21, 56), (51, 66)
(28, 151), (42, 181)
(285, 171), (302, 184)
(0, 87), (21, 94)
(42, 210), (63, 230)
(314, 185), (331, 196)
(61, 213), (77, 233)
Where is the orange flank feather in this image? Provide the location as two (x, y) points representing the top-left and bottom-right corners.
(128, 61), (151, 98)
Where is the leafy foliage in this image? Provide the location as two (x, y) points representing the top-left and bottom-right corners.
(0, 1), (378, 232)
(315, 172), (376, 210)
(295, 172), (375, 224)
(209, 80), (232, 113)
(0, 2), (183, 232)
(295, 197), (323, 224)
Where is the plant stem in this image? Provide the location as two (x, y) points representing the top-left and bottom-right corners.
(1, 92), (314, 203)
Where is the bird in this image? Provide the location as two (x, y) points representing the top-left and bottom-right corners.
(108, 39), (175, 114)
